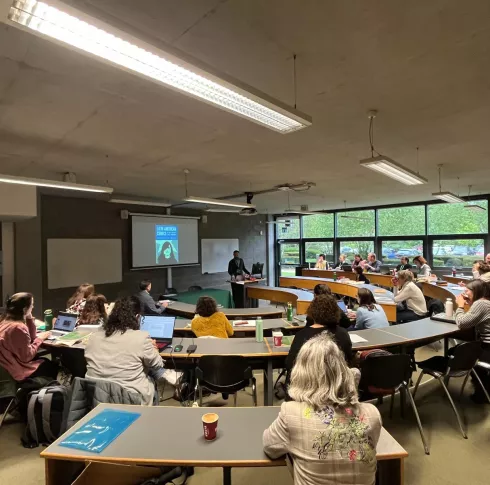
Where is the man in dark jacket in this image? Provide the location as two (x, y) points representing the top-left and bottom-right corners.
(136, 280), (167, 315)
(228, 250), (250, 279)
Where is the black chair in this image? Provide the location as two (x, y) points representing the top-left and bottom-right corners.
(0, 365), (19, 428)
(472, 360), (490, 403)
(360, 354), (429, 454)
(165, 287), (178, 295)
(194, 356), (257, 407)
(188, 286), (202, 292)
(251, 262), (264, 278)
(159, 288), (178, 302)
(413, 341), (487, 438)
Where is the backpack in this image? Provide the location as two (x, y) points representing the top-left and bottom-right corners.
(21, 382), (71, 448)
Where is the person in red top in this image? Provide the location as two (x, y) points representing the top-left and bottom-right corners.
(0, 293), (57, 382)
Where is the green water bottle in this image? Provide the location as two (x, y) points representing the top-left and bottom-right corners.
(333, 272), (337, 281)
(255, 316), (263, 343)
(44, 309), (54, 331)
(286, 302), (293, 322)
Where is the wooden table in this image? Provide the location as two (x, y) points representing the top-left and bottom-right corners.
(442, 275), (472, 285)
(166, 301), (283, 319)
(303, 269), (394, 287)
(419, 281), (464, 305)
(246, 285), (313, 311)
(41, 404), (408, 485)
(280, 276), (397, 321)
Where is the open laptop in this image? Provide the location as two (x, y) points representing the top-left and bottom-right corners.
(140, 315), (176, 350)
(48, 312), (78, 339)
(337, 301), (348, 313)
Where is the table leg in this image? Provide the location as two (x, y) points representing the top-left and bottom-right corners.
(377, 457), (404, 485)
(223, 466), (232, 485)
(444, 337), (449, 357)
(263, 359), (274, 406)
(45, 459), (84, 485)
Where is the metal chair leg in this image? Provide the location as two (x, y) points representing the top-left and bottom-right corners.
(437, 377), (467, 439)
(233, 392), (238, 407)
(413, 371), (425, 400)
(471, 369), (490, 404)
(459, 371), (471, 400)
(252, 378), (258, 407)
(405, 384), (430, 455)
(389, 392), (395, 419)
(198, 382), (203, 407)
(0, 398), (15, 428)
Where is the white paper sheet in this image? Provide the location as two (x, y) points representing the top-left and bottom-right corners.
(349, 333), (368, 343)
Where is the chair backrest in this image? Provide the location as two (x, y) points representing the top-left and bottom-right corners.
(448, 341), (483, 373)
(0, 365), (17, 399)
(196, 356), (251, 387)
(188, 285), (202, 292)
(360, 354), (412, 389)
(165, 287), (177, 294)
(427, 298), (445, 316)
(252, 263), (264, 275)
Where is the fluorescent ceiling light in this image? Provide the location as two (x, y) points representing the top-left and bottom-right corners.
(0, 173), (113, 193)
(464, 204), (486, 212)
(360, 156), (428, 185)
(205, 208), (240, 213)
(183, 196), (256, 209)
(432, 192), (466, 203)
(6, 0), (311, 133)
(109, 197), (171, 207)
(284, 210), (323, 215)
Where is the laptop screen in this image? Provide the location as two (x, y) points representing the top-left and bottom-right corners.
(337, 301), (347, 313)
(54, 313), (77, 332)
(140, 315), (175, 340)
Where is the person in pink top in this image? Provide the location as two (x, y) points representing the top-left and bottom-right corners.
(0, 293), (56, 382)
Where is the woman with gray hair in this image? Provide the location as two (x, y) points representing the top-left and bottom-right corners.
(263, 333), (382, 485)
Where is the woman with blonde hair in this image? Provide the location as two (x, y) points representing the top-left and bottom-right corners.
(264, 333), (382, 485)
(394, 270), (427, 323)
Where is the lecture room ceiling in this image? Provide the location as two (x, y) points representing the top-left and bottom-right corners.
(0, 0), (489, 213)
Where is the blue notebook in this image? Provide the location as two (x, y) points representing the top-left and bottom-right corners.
(60, 408), (141, 453)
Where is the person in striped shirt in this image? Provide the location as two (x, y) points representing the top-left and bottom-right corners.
(455, 279), (490, 403)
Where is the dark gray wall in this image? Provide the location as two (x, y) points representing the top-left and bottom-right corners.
(17, 195), (267, 311)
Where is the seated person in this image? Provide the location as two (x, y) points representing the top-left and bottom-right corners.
(314, 253), (327, 270)
(77, 294), (108, 327)
(413, 256), (431, 277)
(263, 333), (381, 485)
(354, 288), (389, 330)
(474, 261), (490, 282)
(136, 280), (168, 315)
(307, 284), (352, 329)
(85, 296), (166, 405)
(66, 283), (95, 313)
(351, 254), (363, 270)
(394, 270), (427, 323)
(335, 253), (350, 269)
(0, 293), (56, 382)
(396, 256), (412, 272)
(354, 265), (370, 284)
(364, 252), (382, 273)
(454, 280), (490, 403)
(286, 295), (353, 390)
(191, 296), (234, 338)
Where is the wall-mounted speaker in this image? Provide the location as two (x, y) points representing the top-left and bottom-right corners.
(121, 209), (129, 220)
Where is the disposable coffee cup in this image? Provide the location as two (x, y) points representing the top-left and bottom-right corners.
(272, 331), (283, 347)
(202, 413), (219, 441)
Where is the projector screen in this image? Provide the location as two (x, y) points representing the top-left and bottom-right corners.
(131, 215), (199, 268)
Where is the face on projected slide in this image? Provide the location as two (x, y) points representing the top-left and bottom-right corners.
(156, 225), (179, 265)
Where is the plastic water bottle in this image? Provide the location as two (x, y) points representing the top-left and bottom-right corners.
(452, 267), (456, 277)
(445, 298), (454, 318)
(286, 302), (293, 322)
(333, 272), (337, 281)
(255, 316), (264, 342)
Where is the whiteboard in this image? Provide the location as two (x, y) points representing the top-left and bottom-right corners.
(201, 239), (239, 274)
(47, 239), (122, 289)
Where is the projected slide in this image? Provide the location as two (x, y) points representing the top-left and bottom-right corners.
(131, 215), (199, 268)
(156, 225), (179, 265)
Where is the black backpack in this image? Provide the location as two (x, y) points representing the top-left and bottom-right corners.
(21, 382), (71, 448)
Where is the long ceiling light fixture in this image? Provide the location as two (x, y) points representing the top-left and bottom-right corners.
(359, 111), (428, 185)
(109, 197), (171, 207)
(0, 173), (113, 193)
(5, 0), (312, 133)
(464, 186), (486, 212)
(182, 170), (255, 209)
(432, 165), (465, 203)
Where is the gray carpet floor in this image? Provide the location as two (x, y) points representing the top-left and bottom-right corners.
(1, 345), (489, 485)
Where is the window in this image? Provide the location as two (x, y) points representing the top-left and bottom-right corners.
(432, 239), (485, 267)
(305, 242), (334, 265)
(276, 219), (300, 239)
(378, 206), (426, 236)
(428, 200), (488, 235)
(381, 240), (423, 264)
(279, 242), (300, 277)
(339, 241), (374, 261)
(337, 210), (375, 237)
(302, 214), (334, 238)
